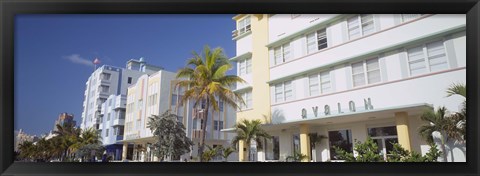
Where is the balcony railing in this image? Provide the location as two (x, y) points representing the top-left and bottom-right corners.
(232, 25), (251, 38)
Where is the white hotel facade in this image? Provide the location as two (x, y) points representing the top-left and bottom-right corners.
(120, 69), (238, 162)
(80, 58), (162, 159)
(230, 14), (466, 162)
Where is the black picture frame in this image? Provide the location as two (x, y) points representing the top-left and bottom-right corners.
(1, 0), (479, 176)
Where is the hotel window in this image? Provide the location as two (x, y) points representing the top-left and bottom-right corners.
(274, 80), (293, 103)
(367, 126), (398, 160)
(212, 120), (224, 130)
(238, 17), (251, 35)
(128, 77), (132, 84)
(407, 40), (448, 76)
(306, 28), (328, 54)
(401, 14), (423, 22)
(100, 85), (109, 93)
(308, 71), (331, 96)
(292, 134), (300, 155)
(106, 129), (109, 137)
(107, 113), (110, 121)
(347, 14), (375, 40)
(239, 58), (252, 76)
(273, 43), (291, 65)
(100, 73), (111, 80)
(352, 58), (381, 87)
(239, 90), (253, 110)
(328, 129), (353, 160)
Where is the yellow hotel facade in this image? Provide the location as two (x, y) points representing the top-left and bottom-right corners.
(228, 14), (466, 162)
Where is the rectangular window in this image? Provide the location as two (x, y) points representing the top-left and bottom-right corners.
(366, 58), (381, 84)
(275, 84), (283, 103)
(274, 81), (294, 103)
(368, 126), (398, 160)
(352, 58), (380, 87)
(361, 14), (375, 36)
(292, 134), (300, 155)
(407, 40), (448, 76)
(352, 61), (365, 87)
(101, 73), (111, 80)
(239, 90), (253, 110)
(284, 81), (293, 101)
(308, 74), (320, 96)
(307, 28), (328, 54)
(348, 14), (375, 40)
(219, 121), (224, 130)
(106, 129), (109, 137)
(100, 85), (110, 93)
(407, 46), (427, 76)
(246, 58), (252, 74)
(239, 59), (246, 76)
(238, 17), (251, 35)
(426, 40), (448, 72)
(128, 77), (132, 84)
(214, 120), (219, 130)
(273, 43), (291, 65)
(328, 129), (353, 160)
(401, 14), (422, 22)
(107, 113), (110, 121)
(239, 58), (252, 76)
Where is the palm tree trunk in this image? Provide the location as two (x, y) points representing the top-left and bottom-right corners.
(312, 144), (316, 162)
(440, 132), (448, 162)
(198, 98), (210, 162)
(246, 142), (250, 162)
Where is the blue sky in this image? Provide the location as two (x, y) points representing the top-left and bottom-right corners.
(15, 14), (237, 136)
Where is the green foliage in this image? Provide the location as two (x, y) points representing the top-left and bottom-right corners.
(176, 45), (245, 161)
(231, 119), (272, 161)
(285, 150), (308, 162)
(387, 143), (442, 162)
(218, 146), (236, 162)
(423, 144), (442, 162)
(335, 137), (384, 162)
(147, 110), (194, 161)
(201, 145), (219, 162)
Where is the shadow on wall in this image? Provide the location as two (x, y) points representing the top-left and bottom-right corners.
(271, 108), (285, 124)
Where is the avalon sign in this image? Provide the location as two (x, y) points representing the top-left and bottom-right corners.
(301, 98), (373, 119)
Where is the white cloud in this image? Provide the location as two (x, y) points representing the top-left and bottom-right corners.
(63, 54), (94, 67)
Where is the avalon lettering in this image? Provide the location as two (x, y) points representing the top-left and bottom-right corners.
(300, 98), (373, 119)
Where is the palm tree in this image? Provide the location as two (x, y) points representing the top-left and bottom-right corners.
(219, 146), (236, 162)
(18, 141), (35, 161)
(418, 106), (459, 162)
(53, 123), (81, 161)
(446, 83), (466, 141)
(201, 145), (219, 162)
(309, 133), (327, 162)
(232, 119), (272, 161)
(176, 45), (245, 161)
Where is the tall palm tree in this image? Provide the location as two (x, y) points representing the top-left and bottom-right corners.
(418, 106), (459, 162)
(446, 83), (466, 141)
(309, 133), (327, 162)
(232, 119), (272, 161)
(176, 45), (245, 161)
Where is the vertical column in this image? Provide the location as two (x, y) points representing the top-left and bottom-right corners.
(122, 143), (128, 160)
(395, 112), (412, 151)
(239, 140), (245, 162)
(299, 124), (311, 162)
